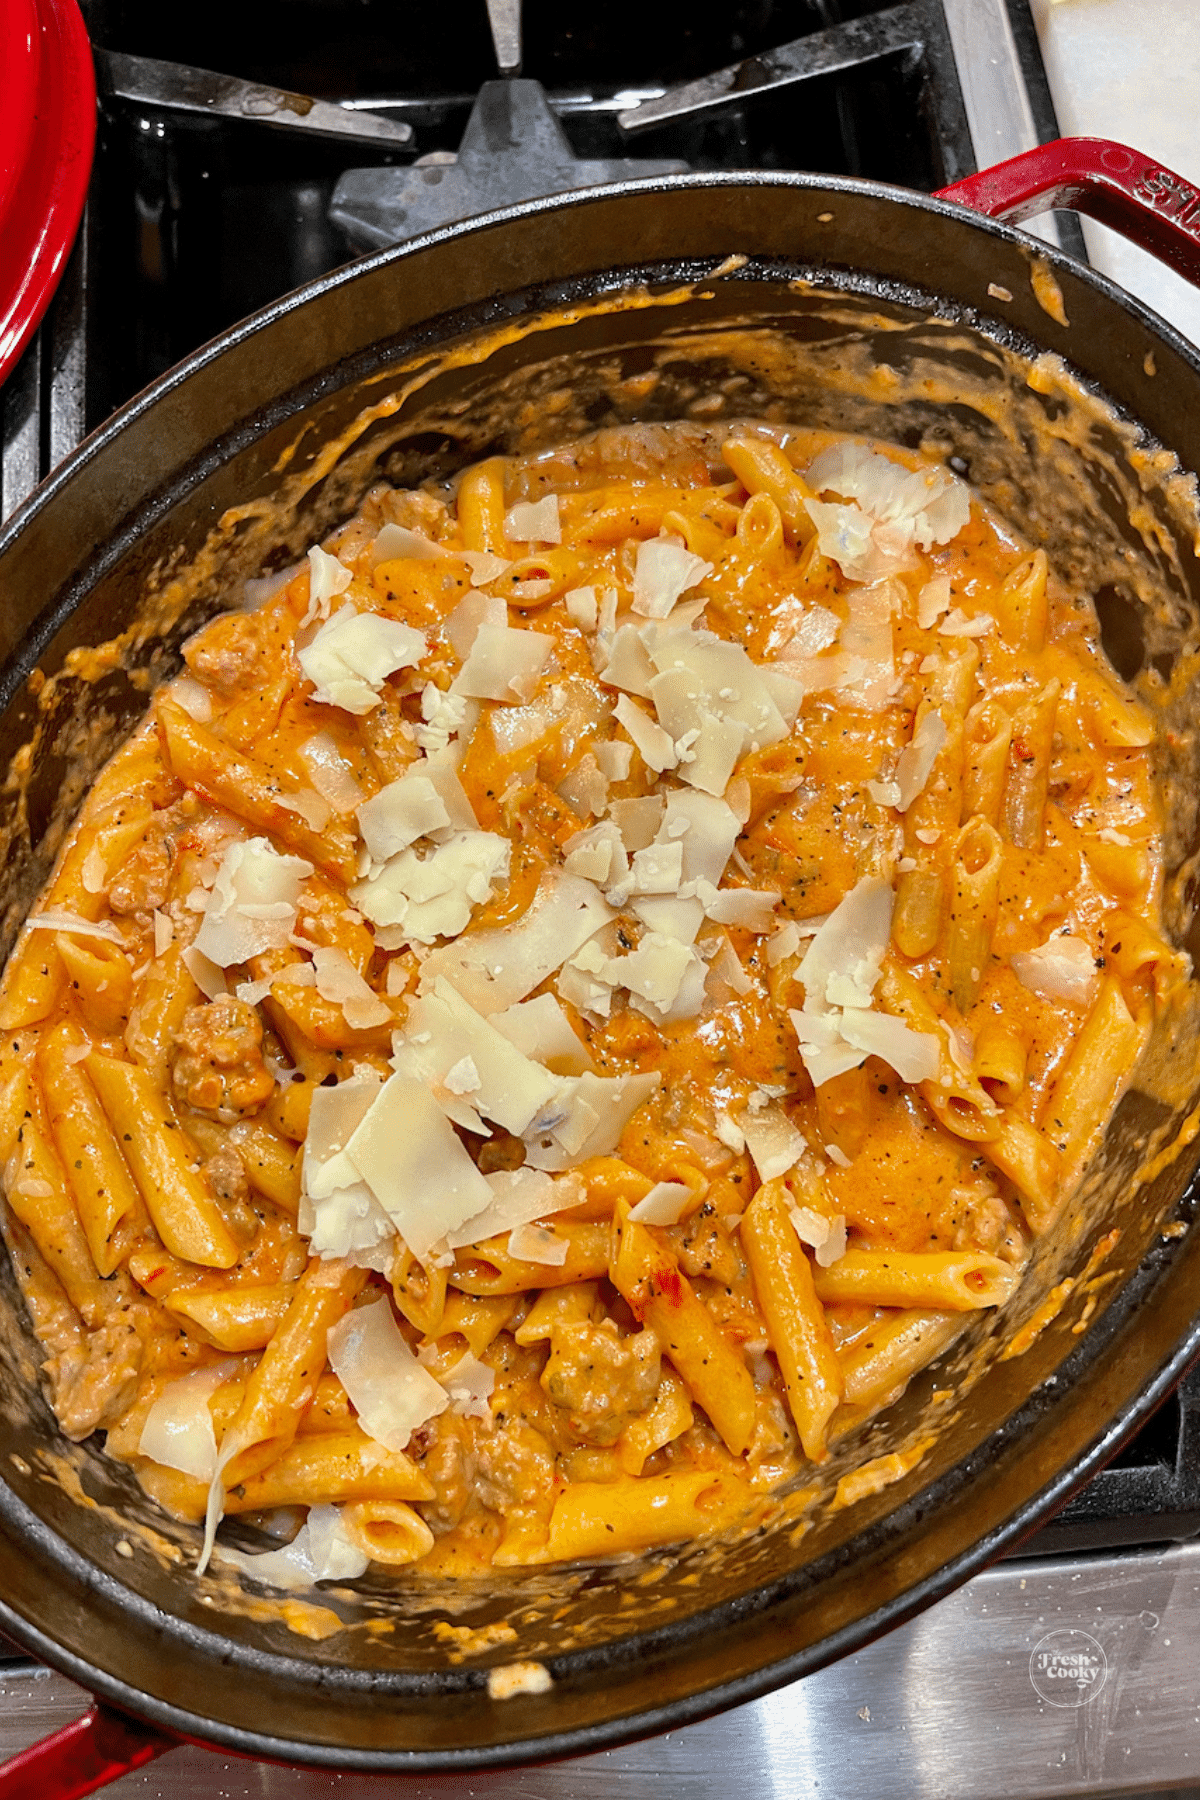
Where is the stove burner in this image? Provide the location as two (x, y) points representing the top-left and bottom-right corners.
(330, 78), (686, 251)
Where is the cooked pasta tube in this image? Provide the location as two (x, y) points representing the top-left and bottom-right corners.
(2, 1072), (112, 1325)
(982, 1113), (1061, 1233)
(993, 549), (1048, 652)
(37, 1021), (144, 1277)
(1074, 663), (1153, 749)
(1041, 976), (1145, 1177)
(514, 1282), (602, 1346)
(742, 1181), (843, 1463)
(156, 698), (356, 882)
(184, 1114), (301, 1215)
(340, 1500), (436, 1566)
(224, 1428), (434, 1513)
(811, 1248), (1019, 1311)
(1002, 678), (1060, 850)
(610, 1202), (756, 1456)
(721, 434), (817, 544)
(86, 1053), (240, 1269)
(163, 1284), (295, 1352)
(431, 1291), (520, 1358)
(449, 1222), (611, 1295)
(963, 698), (1013, 825)
(876, 961), (1000, 1142)
(55, 936), (133, 1038)
(837, 1309), (962, 1411)
(945, 817), (1003, 1011)
(457, 455), (508, 553)
(124, 936), (201, 1087)
(1102, 911), (1191, 1008)
(617, 1368), (693, 1477)
(390, 1243), (449, 1336)
(973, 1020), (1027, 1106)
(544, 1469), (752, 1562)
(217, 1256), (366, 1489)
(892, 865), (945, 960)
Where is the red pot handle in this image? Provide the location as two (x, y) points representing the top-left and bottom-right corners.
(936, 137), (1200, 291)
(0, 1702), (176, 1799)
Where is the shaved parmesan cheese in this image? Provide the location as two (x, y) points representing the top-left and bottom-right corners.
(1011, 934), (1099, 1005)
(767, 920), (802, 966)
(309, 946), (391, 1030)
(563, 821), (629, 892)
(301, 1072), (396, 1260)
(597, 624), (656, 697)
(439, 1351), (495, 1419)
(372, 521), (444, 564)
(183, 942), (229, 999)
(789, 1008), (870, 1087)
(523, 1070), (660, 1172)
(614, 693), (678, 772)
(299, 733), (365, 815)
(453, 623), (552, 704)
(327, 1296), (448, 1451)
(632, 894), (704, 944)
(443, 1056), (481, 1095)
(798, 877), (893, 1014)
(172, 676), (215, 724)
(223, 1504), (369, 1589)
(194, 838), (312, 968)
(277, 787), (332, 832)
(490, 995), (594, 1075)
(791, 605), (841, 657)
(504, 496), (562, 544)
(648, 631), (798, 794)
(698, 885), (780, 931)
(806, 443), (970, 578)
(632, 538), (712, 619)
(357, 772), (451, 861)
(867, 778), (902, 808)
(630, 842), (684, 895)
(139, 1361), (237, 1481)
(398, 979), (564, 1136)
(444, 589), (507, 660)
(789, 1206), (848, 1268)
(342, 1073), (493, 1258)
(605, 932), (703, 1021)
(593, 739), (633, 783)
(448, 1166), (582, 1249)
(420, 870), (611, 1014)
(705, 933), (753, 1000)
(565, 586), (598, 631)
(508, 1222), (570, 1265)
(153, 911), (173, 958)
(24, 909), (125, 944)
(421, 752), (479, 832)
(737, 1103), (808, 1181)
(653, 792), (739, 893)
(895, 710), (947, 812)
(836, 1007), (941, 1081)
(306, 545), (353, 620)
(609, 795), (665, 854)
(628, 1181), (693, 1225)
(557, 754), (608, 821)
(940, 608), (994, 638)
(414, 682), (471, 755)
(461, 550), (512, 586)
(298, 604), (425, 715)
(917, 575), (952, 629)
(805, 498), (913, 584)
(350, 830), (510, 943)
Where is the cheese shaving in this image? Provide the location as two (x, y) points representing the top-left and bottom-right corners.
(298, 604), (425, 715)
(327, 1295), (448, 1451)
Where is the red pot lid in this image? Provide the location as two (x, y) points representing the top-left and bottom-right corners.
(0, 0), (95, 390)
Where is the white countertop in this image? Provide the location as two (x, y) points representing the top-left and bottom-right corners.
(1030, 0), (1200, 347)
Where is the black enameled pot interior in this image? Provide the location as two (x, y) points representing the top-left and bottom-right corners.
(1, 175), (1200, 1769)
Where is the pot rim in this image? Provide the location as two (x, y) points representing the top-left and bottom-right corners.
(2, 165), (1199, 1771)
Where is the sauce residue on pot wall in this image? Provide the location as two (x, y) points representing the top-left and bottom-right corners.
(1, 274), (1199, 1664)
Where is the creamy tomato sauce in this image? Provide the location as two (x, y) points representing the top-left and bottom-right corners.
(0, 420), (1182, 1585)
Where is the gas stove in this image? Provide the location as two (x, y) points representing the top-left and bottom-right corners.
(2, 3), (1199, 1795)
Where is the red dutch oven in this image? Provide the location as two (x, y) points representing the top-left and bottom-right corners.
(1, 130), (1200, 1795)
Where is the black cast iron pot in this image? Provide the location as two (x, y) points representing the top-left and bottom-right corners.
(1, 138), (1200, 1790)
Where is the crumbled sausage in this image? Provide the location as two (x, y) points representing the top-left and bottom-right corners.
(203, 1146), (250, 1205)
(107, 819), (173, 915)
(172, 995), (274, 1123)
(540, 1318), (661, 1446)
(182, 612), (273, 700)
(48, 1315), (145, 1440)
